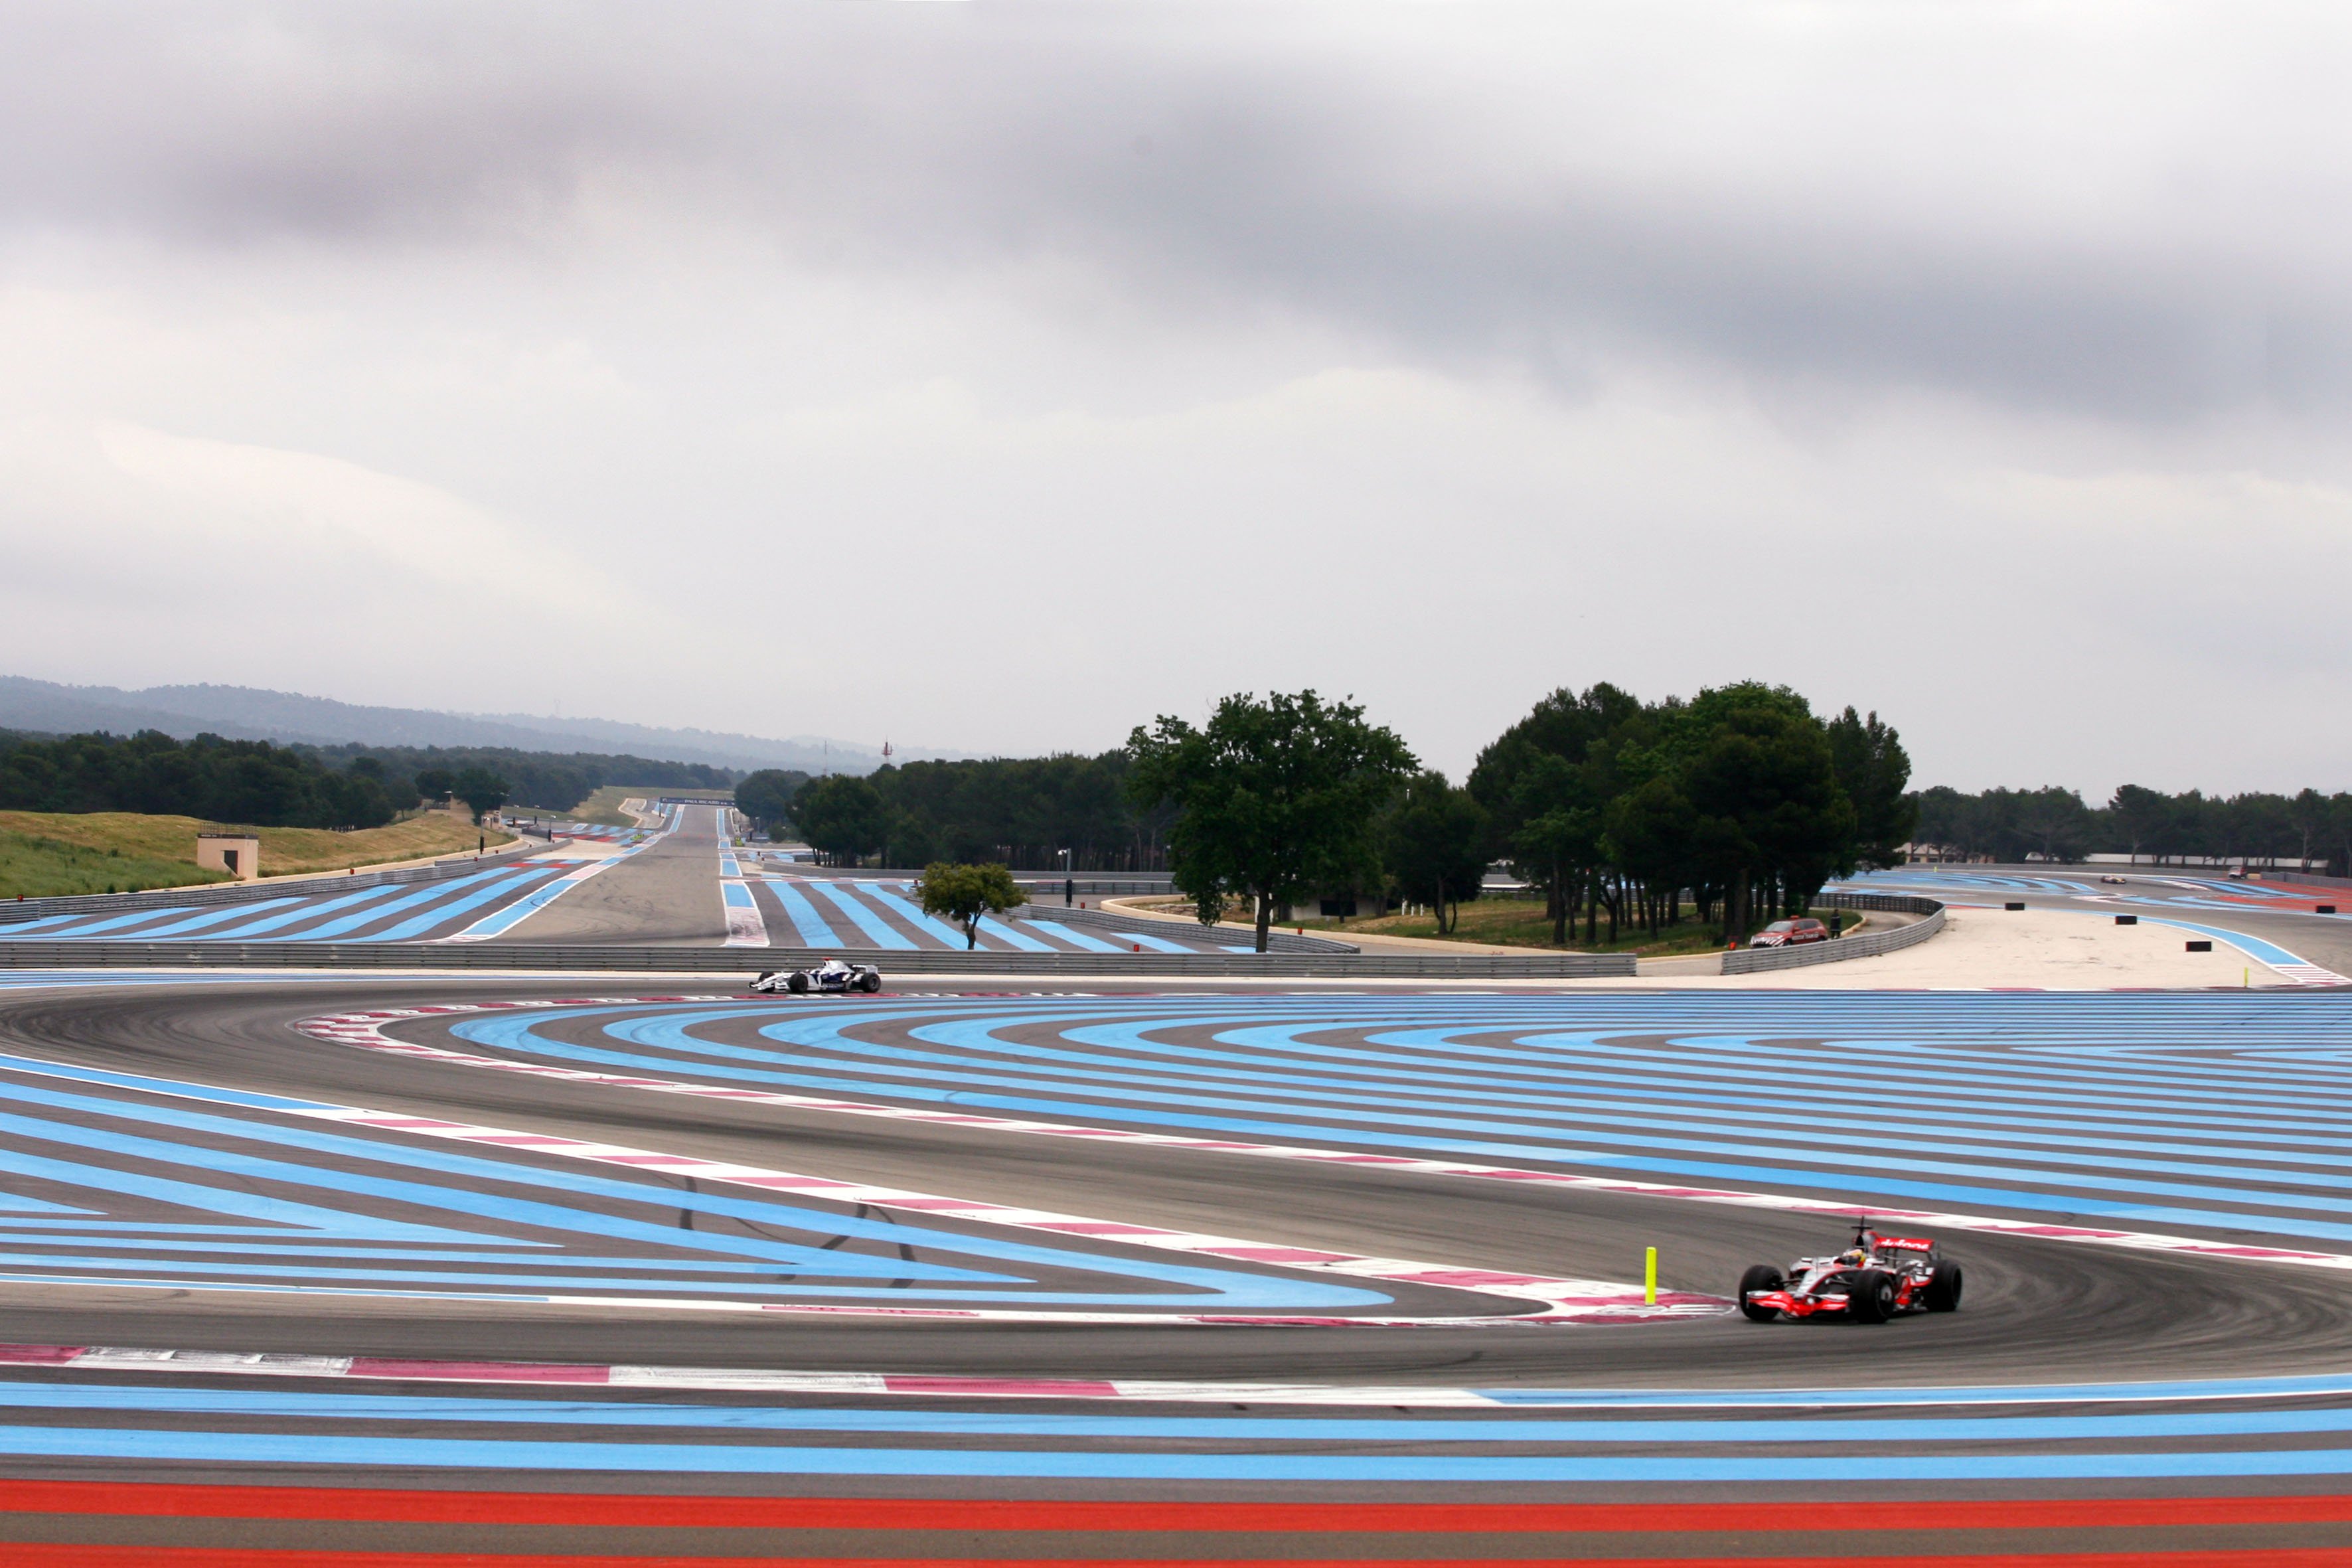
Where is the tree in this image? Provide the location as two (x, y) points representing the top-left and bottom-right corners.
(1677, 685), (1855, 939)
(2291, 787), (2331, 868)
(2106, 784), (2174, 864)
(734, 769), (805, 833)
(1825, 708), (1917, 869)
(2011, 786), (2093, 863)
(1508, 753), (1602, 945)
(1384, 772), (1488, 933)
(1603, 775), (1699, 937)
(917, 861), (1026, 949)
(790, 773), (886, 866)
(413, 767), (455, 805)
(449, 766), (510, 825)
(1127, 690), (1416, 953)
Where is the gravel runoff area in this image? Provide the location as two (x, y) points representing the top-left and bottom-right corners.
(1633, 903), (2335, 988)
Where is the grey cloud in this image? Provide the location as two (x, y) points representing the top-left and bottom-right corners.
(3, 4), (2349, 421)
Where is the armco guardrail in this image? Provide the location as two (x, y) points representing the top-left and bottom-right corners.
(0, 941), (1634, 980)
(0, 838), (544, 927)
(1016, 903), (1357, 955)
(1721, 895), (1946, 975)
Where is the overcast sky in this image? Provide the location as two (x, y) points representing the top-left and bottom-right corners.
(3, 3), (2347, 796)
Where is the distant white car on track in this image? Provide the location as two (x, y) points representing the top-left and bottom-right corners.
(2100, 875), (2128, 884)
(751, 959), (882, 995)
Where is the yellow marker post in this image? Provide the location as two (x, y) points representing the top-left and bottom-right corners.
(1644, 1246), (1658, 1304)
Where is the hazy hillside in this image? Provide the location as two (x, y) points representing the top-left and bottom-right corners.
(0, 677), (920, 775)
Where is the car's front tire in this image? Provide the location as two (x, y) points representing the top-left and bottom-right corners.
(1738, 1264), (1784, 1322)
(1845, 1269), (1897, 1323)
(787, 972), (810, 994)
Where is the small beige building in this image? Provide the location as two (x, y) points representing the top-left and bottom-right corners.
(196, 832), (260, 882)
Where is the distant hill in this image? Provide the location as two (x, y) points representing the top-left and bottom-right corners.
(0, 677), (933, 775)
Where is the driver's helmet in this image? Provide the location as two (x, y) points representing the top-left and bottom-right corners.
(820, 959), (850, 974)
(1840, 1247), (1869, 1267)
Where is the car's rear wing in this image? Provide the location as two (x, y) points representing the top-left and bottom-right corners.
(1872, 1235), (1936, 1253)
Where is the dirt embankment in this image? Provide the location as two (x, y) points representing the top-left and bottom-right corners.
(0, 810), (514, 880)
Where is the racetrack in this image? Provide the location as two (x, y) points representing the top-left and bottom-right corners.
(0, 975), (2345, 1557)
(5, 854), (2352, 1557)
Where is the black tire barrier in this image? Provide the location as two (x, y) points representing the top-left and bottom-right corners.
(2004, 902), (2027, 911)
(2321, 905), (2339, 915)
(2186, 940), (2213, 952)
(2116, 915), (2138, 925)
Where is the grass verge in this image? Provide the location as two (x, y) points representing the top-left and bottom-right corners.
(0, 830), (232, 898)
(0, 811), (514, 890)
(1147, 895), (1863, 957)
(558, 786), (700, 828)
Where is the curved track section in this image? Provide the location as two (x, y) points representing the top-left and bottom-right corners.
(0, 978), (2346, 1557)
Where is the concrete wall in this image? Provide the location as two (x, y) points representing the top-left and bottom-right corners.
(195, 833), (260, 882)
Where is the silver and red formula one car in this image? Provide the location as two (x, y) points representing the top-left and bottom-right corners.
(1738, 1223), (1963, 1323)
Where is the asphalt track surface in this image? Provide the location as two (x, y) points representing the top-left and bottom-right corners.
(2, 860), (2352, 1558)
(0, 806), (1241, 956)
(0, 977), (2341, 1558)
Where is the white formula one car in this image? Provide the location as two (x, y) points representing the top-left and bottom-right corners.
(751, 959), (882, 995)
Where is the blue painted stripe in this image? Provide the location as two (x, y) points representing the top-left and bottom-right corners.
(765, 882), (844, 947)
(181, 881), (409, 941)
(309, 868), (554, 942)
(811, 883), (917, 951)
(860, 884), (978, 949)
(1014, 919), (1125, 953)
(9, 1379), (2352, 1443)
(0, 1425), (2341, 1480)
(419, 994), (2352, 1253)
(0, 1055), (1387, 1310)
(471, 1011), (2352, 1242)
(91, 898), (307, 940)
(0, 905), (199, 935)
(384, 866), (570, 942)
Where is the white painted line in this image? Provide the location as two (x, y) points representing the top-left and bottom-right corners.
(7, 1338), (2345, 1411)
(7, 1016), (1717, 1329)
(299, 998), (2352, 1280)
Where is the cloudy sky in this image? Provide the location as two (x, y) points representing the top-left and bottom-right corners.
(3, 2), (2347, 795)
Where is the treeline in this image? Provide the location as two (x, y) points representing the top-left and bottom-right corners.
(1914, 785), (2352, 871)
(768, 754), (1175, 871)
(0, 729), (744, 830)
(303, 744), (734, 815)
(1460, 682), (1914, 941)
(0, 730), (410, 828)
(750, 681), (1917, 945)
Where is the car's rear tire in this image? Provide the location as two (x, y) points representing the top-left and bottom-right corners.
(859, 972), (882, 993)
(1738, 1264), (1784, 1322)
(1922, 1261), (1963, 1312)
(787, 972), (809, 994)
(1845, 1269), (1896, 1323)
